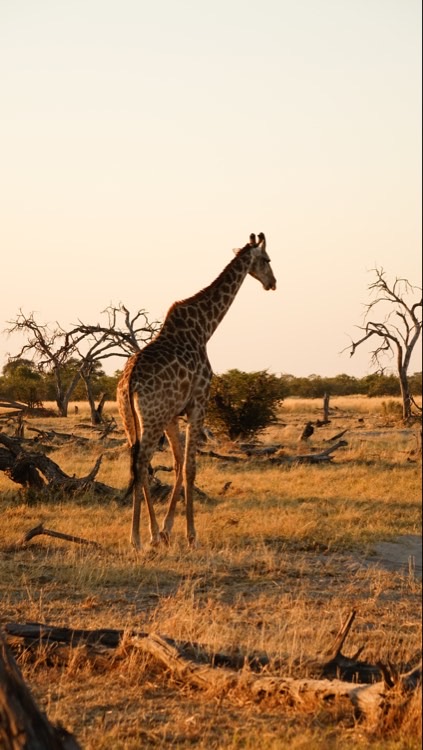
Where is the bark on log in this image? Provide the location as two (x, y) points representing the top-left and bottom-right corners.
(197, 449), (245, 462)
(130, 633), (420, 724)
(325, 429), (348, 443)
(0, 433), (117, 498)
(4, 615), (421, 726)
(238, 444), (280, 457)
(0, 433), (169, 503)
(198, 441), (348, 465)
(0, 632), (81, 750)
(26, 427), (88, 445)
(269, 440), (348, 464)
(4, 615), (382, 679)
(0, 398), (29, 412)
(0, 399), (55, 418)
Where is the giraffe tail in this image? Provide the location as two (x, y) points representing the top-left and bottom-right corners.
(116, 362), (141, 500)
(122, 439), (140, 500)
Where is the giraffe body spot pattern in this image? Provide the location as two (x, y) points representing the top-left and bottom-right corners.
(117, 233), (277, 550)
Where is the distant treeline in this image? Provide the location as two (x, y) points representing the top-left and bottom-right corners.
(0, 358), (421, 410)
(276, 371), (422, 399)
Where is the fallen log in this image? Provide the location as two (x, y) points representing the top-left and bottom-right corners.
(131, 632), (390, 722)
(0, 432), (117, 498)
(198, 441), (348, 466)
(27, 426), (89, 445)
(0, 632), (81, 750)
(269, 440), (348, 464)
(197, 448), (245, 462)
(0, 398), (31, 412)
(238, 444), (281, 457)
(0, 399), (56, 418)
(325, 429), (348, 443)
(4, 613), (421, 726)
(0, 433), (173, 503)
(3, 611), (382, 679)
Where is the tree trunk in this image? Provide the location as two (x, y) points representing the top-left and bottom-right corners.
(54, 368), (82, 417)
(83, 378), (100, 425)
(82, 370), (107, 425)
(399, 366), (413, 420)
(95, 393), (107, 421)
(323, 392), (330, 423)
(0, 633), (81, 750)
(55, 390), (69, 418)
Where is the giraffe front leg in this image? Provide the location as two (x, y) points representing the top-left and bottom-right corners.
(143, 483), (161, 547)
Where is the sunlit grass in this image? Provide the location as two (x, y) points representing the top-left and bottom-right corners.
(0, 396), (421, 748)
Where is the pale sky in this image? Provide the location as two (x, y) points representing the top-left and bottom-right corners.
(1, 0), (421, 379)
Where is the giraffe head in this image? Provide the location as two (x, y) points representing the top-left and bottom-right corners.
(246, 232), (277, 291)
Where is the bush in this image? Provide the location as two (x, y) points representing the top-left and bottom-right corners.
(1, 362), (46, 407)
(207, 369), (282, 440)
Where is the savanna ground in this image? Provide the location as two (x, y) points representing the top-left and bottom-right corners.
(0, 396), (421, 749)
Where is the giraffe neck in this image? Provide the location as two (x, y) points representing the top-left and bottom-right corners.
(161, 245), (253, 345)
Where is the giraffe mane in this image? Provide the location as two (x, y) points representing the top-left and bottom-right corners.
(165, 243), (253, 317)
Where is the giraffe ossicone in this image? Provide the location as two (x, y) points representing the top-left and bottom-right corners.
(117, 233), (277, 550)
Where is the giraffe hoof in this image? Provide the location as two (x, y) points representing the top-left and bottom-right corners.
(188, 536), (197, 549)
(159, 530), (170, 546)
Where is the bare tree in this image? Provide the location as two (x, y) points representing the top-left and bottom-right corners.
(5, 312), (82, 416)
(347, 268), (422, 420)
(5, 305), (161, 418)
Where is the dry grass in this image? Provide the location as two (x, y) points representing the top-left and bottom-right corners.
(0, 396), (421, 748)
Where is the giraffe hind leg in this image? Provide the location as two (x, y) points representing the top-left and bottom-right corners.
(131, 435), (162, 549)
(160, 419), (184, 545)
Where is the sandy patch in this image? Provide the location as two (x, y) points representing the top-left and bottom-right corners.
(365, 534), (422, 577)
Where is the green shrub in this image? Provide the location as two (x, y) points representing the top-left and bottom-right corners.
(207, 369), (282, 440)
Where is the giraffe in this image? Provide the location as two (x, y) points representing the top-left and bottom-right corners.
(117, 232), (277, 550)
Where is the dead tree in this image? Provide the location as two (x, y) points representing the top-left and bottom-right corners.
(347, 268), (422, 421)
(5, 306), (161, 418)
(80, 359), (107, 424)
(323, 392), (330, 423)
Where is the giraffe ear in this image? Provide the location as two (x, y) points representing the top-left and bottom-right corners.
(233, 247), (241, 256)
(257, 233), (266, 251)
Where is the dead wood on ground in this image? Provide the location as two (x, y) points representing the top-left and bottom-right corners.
(269, 439), (348, 464)
(325, 429), (349, 443)
(3, 611), (421, 726)
(0, 432), (116, 498)
(197, 448), (245, 462)
(0, 433), (178, 504)
(198, 440), (348, 465)
(10, 523), (102, 550)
